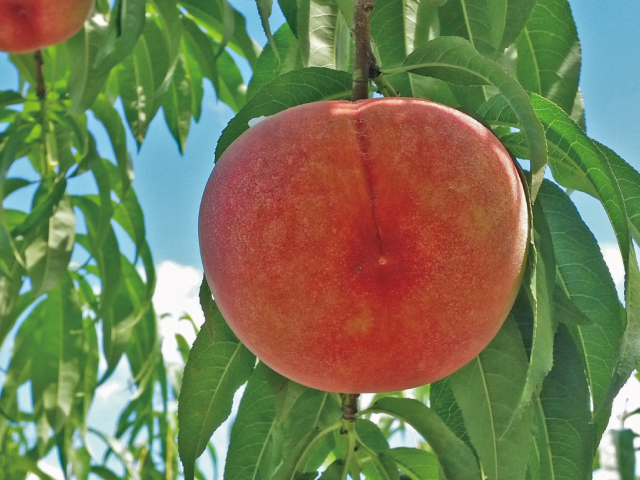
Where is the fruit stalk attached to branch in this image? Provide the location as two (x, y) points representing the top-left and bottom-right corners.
(35, 50), (45, 100)
(351, 0), (379, 101)
(342, 394), (360, 423)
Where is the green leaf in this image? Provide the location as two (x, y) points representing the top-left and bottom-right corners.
(66, 17), (113, 113)
(178, 281), (256, 480)
(180, 0), (260, 67)
(256, 0), (280, 64)
(183, 35), (205, 122)
(90, 466), (124, 480)
(163, 52), (194, 154)
(356, 419), (391, 453)
(500, 0), (538, 51)
(90, 157), (115, 248)
(79, 315), (99, 444)
(450, 316), (533, 480)
(535, 324), (594, 479)
(93, 0), (147, 74)
(247, 24), (303, 101)
(30, 273), (84, 432)
(224, 362), (283, 480)
(430, 376), (473, 451)
(297, 0), (351, 69)
(118, 28), (158, 147)
(404, 0), (439, 53)
(553, 287), (593, 326)
(355, 421), (400, 480)
(597, 140), (640, 243)
(387, 448), (439, 480)
(516, 0), (581, 115)
(150, 0), (184, 98)
(73, 200), (122, 370)
(0, 290), (34, 352)
(366, 397), (481, 480)
(0, 91), (23, 109)
(530, 95), (630, 267)
(182, 15), (219, 87)
(278, 0), (299, 36)
(112, 187), (146, 257)
(91, 431), (142, 480)
(24, 193), (75, 296)
(215, 67), (352, 159)
(438, 0), (495, 58)
(272, 389), (341, 479)
(439, 0), (537, 57)
(506, 198), (556, 431)
(537, 162), (625, 426)
(319, 460), (347, 480)
(12, 176), (67, 238)
(362, 452), (400, 480)
(611, 429), (636, 480)
(392, 36), (547, 199)
(592, 144), (640, 422)
(95, 249), (155, 386)
(91, 95), (134, 197)
(216, 48), (248, 112)
(371, 0), (411, 69)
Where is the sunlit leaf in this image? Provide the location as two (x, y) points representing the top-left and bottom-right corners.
(272, 389), (341, 479)
(118, 29), (157, 147)
(67, 16), (113, 113)
(516, 0), (581, 115)
(224, 362), (284, 479)
(430, 376), (473, 451)
(178, 281), (256, 480)
(365, 397), (481, 480)
(163, 53), (194, 153)
(534, 324), (594, 479)
(538, 181), (623, 429)
(91, 94), (134, 196)
(179, 0), (260, 66)
(93, 0), (147, 74)
(387, 448), (439, 480)
(30, 273), (84, 433)
(112, 187), (146, 256)
(450, 317), (532, 480)
(438, 0), (494, 58)
(24, 193), (75, 296)
(247, 24), (303, 100)
(216, 67), (352, 159)
(297, 0), (351, 70)
(506, 198), (556, 431)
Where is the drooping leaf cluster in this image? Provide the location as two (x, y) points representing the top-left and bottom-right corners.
(0, 0), (254, 477)
(0, 0), (639, 478)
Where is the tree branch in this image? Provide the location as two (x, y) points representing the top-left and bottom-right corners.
(35, 50), (45, 100)
(351, 0), (378, 101)
(342, 393), (360, 422)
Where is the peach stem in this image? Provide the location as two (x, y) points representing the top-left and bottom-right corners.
(351, 0), (378, 101)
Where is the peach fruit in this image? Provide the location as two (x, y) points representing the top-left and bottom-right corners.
(199, 98), (529, 393)
(0, 0), (94, 54)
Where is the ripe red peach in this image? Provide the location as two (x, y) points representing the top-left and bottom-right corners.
(0, 0), (94, 53)
(199, 98), (529, 393)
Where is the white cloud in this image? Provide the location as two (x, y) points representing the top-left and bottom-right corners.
(153, 261), (205, 364)
(96, 379), (131, 402)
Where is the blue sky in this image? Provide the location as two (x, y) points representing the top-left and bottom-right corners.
(1, 0), (640, 477)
